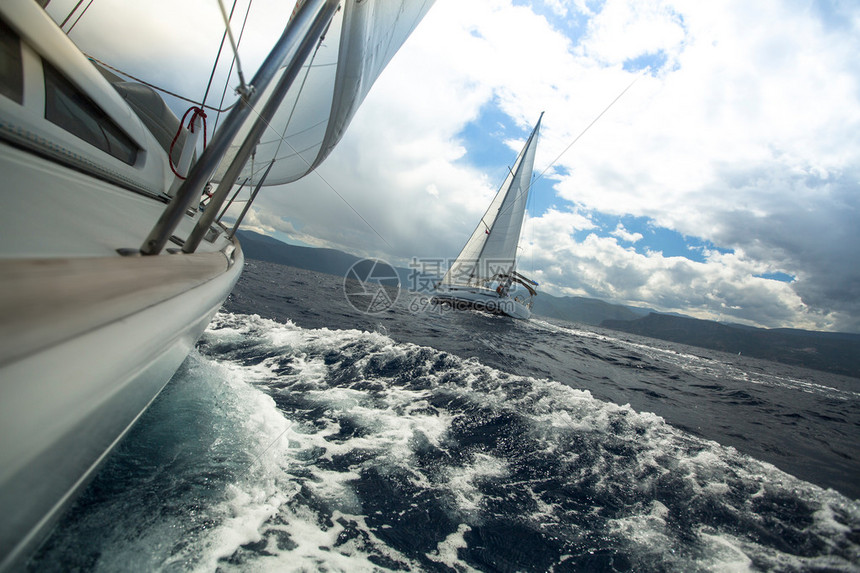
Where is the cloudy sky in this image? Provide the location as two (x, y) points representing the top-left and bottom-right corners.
(52, 0), (860, 332)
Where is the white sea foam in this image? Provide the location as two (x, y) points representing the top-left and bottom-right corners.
(183, 353), (297, 571)
(444, 453), (509, 513)
(426, 523), (475, 570)
(121, 312), (860, 571)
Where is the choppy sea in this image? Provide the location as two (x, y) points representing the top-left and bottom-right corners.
(30, 260), (860, 571)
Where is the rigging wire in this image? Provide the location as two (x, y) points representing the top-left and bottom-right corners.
(448, 78), (638, 288)
(490, 76), (639, 233)
(65, 0), (93, 34)
(71, 0), (249, 120)
(209, 0), (255, 220)
(214, 0), (255, 134)
(220, 6), (391, 248)
(85, 55), (238, 113)
(217, 177), (250, 221)
(237, 97), (393, 248)
(201, 0), (242, 112)
(536, 76), (639, 185)
(218, 10), (329, 229)
(182, 0), (244, 169)
(217, 0), (250, 97)
(59, 0), (85, 28)
(268, 11), (334, 163)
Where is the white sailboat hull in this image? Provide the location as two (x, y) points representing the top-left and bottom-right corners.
(0, 247), (243, 570)
(431, 285), (532, 320)
(0, 118), (244, 569)
(1, 0), (433, 566)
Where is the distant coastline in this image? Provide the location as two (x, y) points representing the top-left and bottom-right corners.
(235, 230), (860, 379)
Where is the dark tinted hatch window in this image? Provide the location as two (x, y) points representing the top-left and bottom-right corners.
(0, 19), (24, 103)
(44, 60), (138, 165)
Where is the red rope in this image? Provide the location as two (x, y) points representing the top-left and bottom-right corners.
(169, 106), (207, 179)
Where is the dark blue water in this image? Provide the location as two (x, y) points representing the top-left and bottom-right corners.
(30, 260), (860, 571)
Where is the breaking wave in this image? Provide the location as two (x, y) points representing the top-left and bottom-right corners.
(30, 311), (860, 571)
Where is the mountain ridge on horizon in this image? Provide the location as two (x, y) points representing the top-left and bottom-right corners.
(235, 229), (860, 378)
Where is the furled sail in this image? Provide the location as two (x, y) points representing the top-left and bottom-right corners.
(442, 113), (543, 287)
(212, 0), (434, 186)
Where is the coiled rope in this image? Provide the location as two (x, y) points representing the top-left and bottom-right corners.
(169, 106), (208, 179)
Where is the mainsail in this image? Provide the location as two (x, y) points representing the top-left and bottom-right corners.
(212, 0), (434, 187)
(442, 113), (543, 287)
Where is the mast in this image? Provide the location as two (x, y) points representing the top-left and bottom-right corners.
(442, 112), (543, 286)
(140, 0), (338, 255)
(473, 112), (542, 273)
(142, 0), (435, 255)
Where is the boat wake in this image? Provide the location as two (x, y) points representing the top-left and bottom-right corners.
(31, 312), (860, 571)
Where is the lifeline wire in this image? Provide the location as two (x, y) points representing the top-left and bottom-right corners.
(85, 55), (237, 113)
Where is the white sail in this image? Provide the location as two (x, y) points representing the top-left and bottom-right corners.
(213, 0), (434, 186)
(442, 113), (543, 286)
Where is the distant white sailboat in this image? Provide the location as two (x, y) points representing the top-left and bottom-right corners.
(433, 113), (542, 320)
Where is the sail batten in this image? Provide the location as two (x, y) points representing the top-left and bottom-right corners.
(442, 113), (543, 287)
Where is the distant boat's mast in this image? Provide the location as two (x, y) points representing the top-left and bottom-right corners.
(471, 112), (543, 283)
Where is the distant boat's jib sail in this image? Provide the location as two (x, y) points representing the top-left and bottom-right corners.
(213, 0), (434, 187)
(442, 113), (543, 290)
